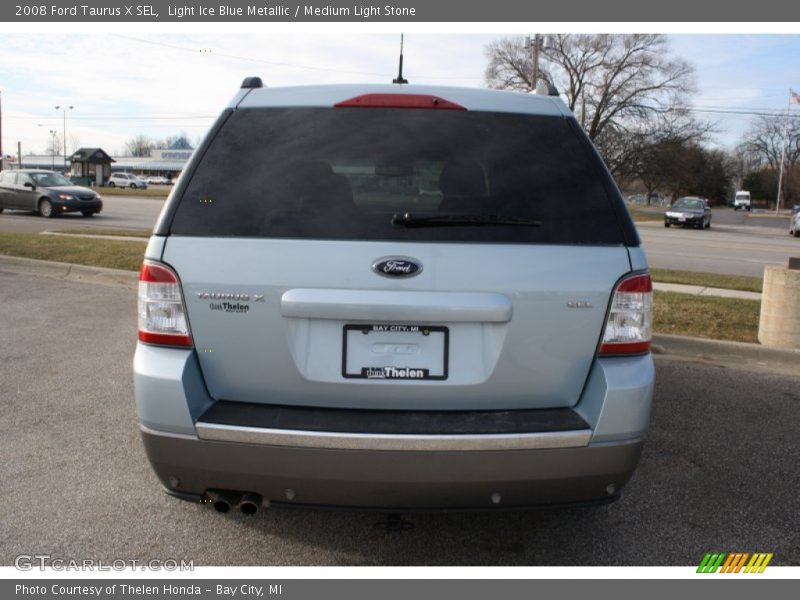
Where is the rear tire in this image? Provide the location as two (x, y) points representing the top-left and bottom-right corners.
(39, 199), (56, 218)
(81, 211), (95, 217)
(664, 222), (670, 228)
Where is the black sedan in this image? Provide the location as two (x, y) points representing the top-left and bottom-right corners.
(0, 169), (103, 218)
(664, 197), (711, 229)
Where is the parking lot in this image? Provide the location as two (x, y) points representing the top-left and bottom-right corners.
(1, 270), (798, 566)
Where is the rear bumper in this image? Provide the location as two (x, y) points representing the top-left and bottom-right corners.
(140, 425), (643, 509)
(133, 344), (653, 509)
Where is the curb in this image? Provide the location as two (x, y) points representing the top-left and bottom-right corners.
(653, 281), (761, 301)
(0, 255), (138, 289)
(652, 333), (800, 376)
(40, 230), (148, 242)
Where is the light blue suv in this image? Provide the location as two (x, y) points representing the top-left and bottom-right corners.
(133, 78), (654, 513)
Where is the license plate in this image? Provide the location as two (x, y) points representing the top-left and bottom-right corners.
(342, 324), (449, 380)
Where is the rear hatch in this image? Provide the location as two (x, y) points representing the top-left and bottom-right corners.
(159, 97), (636, 411)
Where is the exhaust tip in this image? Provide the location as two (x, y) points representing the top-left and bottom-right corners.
(206, 490), (241, 514)
(239, 492), (262, 515)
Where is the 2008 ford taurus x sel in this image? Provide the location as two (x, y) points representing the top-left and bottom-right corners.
(133, 78), (654, 513)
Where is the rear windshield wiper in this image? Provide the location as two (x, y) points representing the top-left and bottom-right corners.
(391, 212), (542, 228)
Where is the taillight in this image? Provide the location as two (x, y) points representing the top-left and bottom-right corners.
(599, 273), (653, 356)
(137, 260), (192, 347)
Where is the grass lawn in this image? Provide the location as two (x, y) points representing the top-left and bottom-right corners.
(653, 291), (760, 343)
(0, 232), (147, 272)
(97, 186), (170, 198)
(650, 268), (762, 293)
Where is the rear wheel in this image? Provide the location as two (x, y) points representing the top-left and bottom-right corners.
(39, 199), (56, 218)
(81, 211), (95, 217)
(664, 221), (670, 228)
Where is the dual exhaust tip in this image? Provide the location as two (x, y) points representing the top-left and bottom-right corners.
(206, 490), (264, 515)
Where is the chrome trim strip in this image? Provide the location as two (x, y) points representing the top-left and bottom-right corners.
(280, 288), (513, 323)
(194, 422), (592, 451)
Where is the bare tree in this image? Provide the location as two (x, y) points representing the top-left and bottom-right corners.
(44, 132), (62, 156)
(485, 34), (697, 175)
(124, 135), (155, 157)
(739, 115), (800, 172)
(67, 132), (80, 156)
(158, 132), (193, 150)
(738, 115), (800, 203)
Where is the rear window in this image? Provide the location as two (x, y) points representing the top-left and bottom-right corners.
(170, 107), (627, 244)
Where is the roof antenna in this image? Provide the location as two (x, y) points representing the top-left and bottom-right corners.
(392, 34), (409, 85)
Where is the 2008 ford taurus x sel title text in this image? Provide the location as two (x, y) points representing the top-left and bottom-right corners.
(133, 78), (654, 513)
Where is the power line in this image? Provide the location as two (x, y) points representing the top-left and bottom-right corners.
(109, 34), (483, 81)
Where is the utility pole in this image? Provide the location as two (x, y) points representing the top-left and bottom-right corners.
(50, 130), (56, 170)
(55, 104), (73, 173)
(580, 94), (587, 129)
(527, 34), (541, 91)
(17, 141), (21, 170)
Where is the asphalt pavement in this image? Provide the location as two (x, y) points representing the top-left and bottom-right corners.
(0, 194), (164, 233)
(1, 271), (798, 566)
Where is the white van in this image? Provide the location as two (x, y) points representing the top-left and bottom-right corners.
(734, 190), (751, 211)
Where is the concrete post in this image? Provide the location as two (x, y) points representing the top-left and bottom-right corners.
(758, 263), (800, 349)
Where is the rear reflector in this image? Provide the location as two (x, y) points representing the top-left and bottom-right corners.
(599, 273), (653, 356)
(138, 260), (192, 347)
(335, 93), (467, 111)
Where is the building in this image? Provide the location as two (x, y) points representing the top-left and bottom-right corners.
(69, 147), (115, 185)
(111, 147), (192, 180)
(15, 143), (192, 183)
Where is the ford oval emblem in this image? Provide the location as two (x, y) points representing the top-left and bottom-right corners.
(372, 256), (423, 278)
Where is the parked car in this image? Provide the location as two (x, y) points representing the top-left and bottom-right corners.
(134, 79), (654, 513)
(790, 204), (800, 238)
(0, 169), (102, 217)
(108, 172), (148, 189)
(145, 175), (172, 185)
(664, 196), (712, 229)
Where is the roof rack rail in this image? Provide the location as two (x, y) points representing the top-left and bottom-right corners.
(241, 76), (263, 89)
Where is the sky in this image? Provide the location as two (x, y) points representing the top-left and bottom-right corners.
(2, 33), (800, 158)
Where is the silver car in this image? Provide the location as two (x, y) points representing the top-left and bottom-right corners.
(108, 172), (148, 189)
(134, 79), (655, 513)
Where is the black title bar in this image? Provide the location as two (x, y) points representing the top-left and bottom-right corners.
(3, 0), (800, 21)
